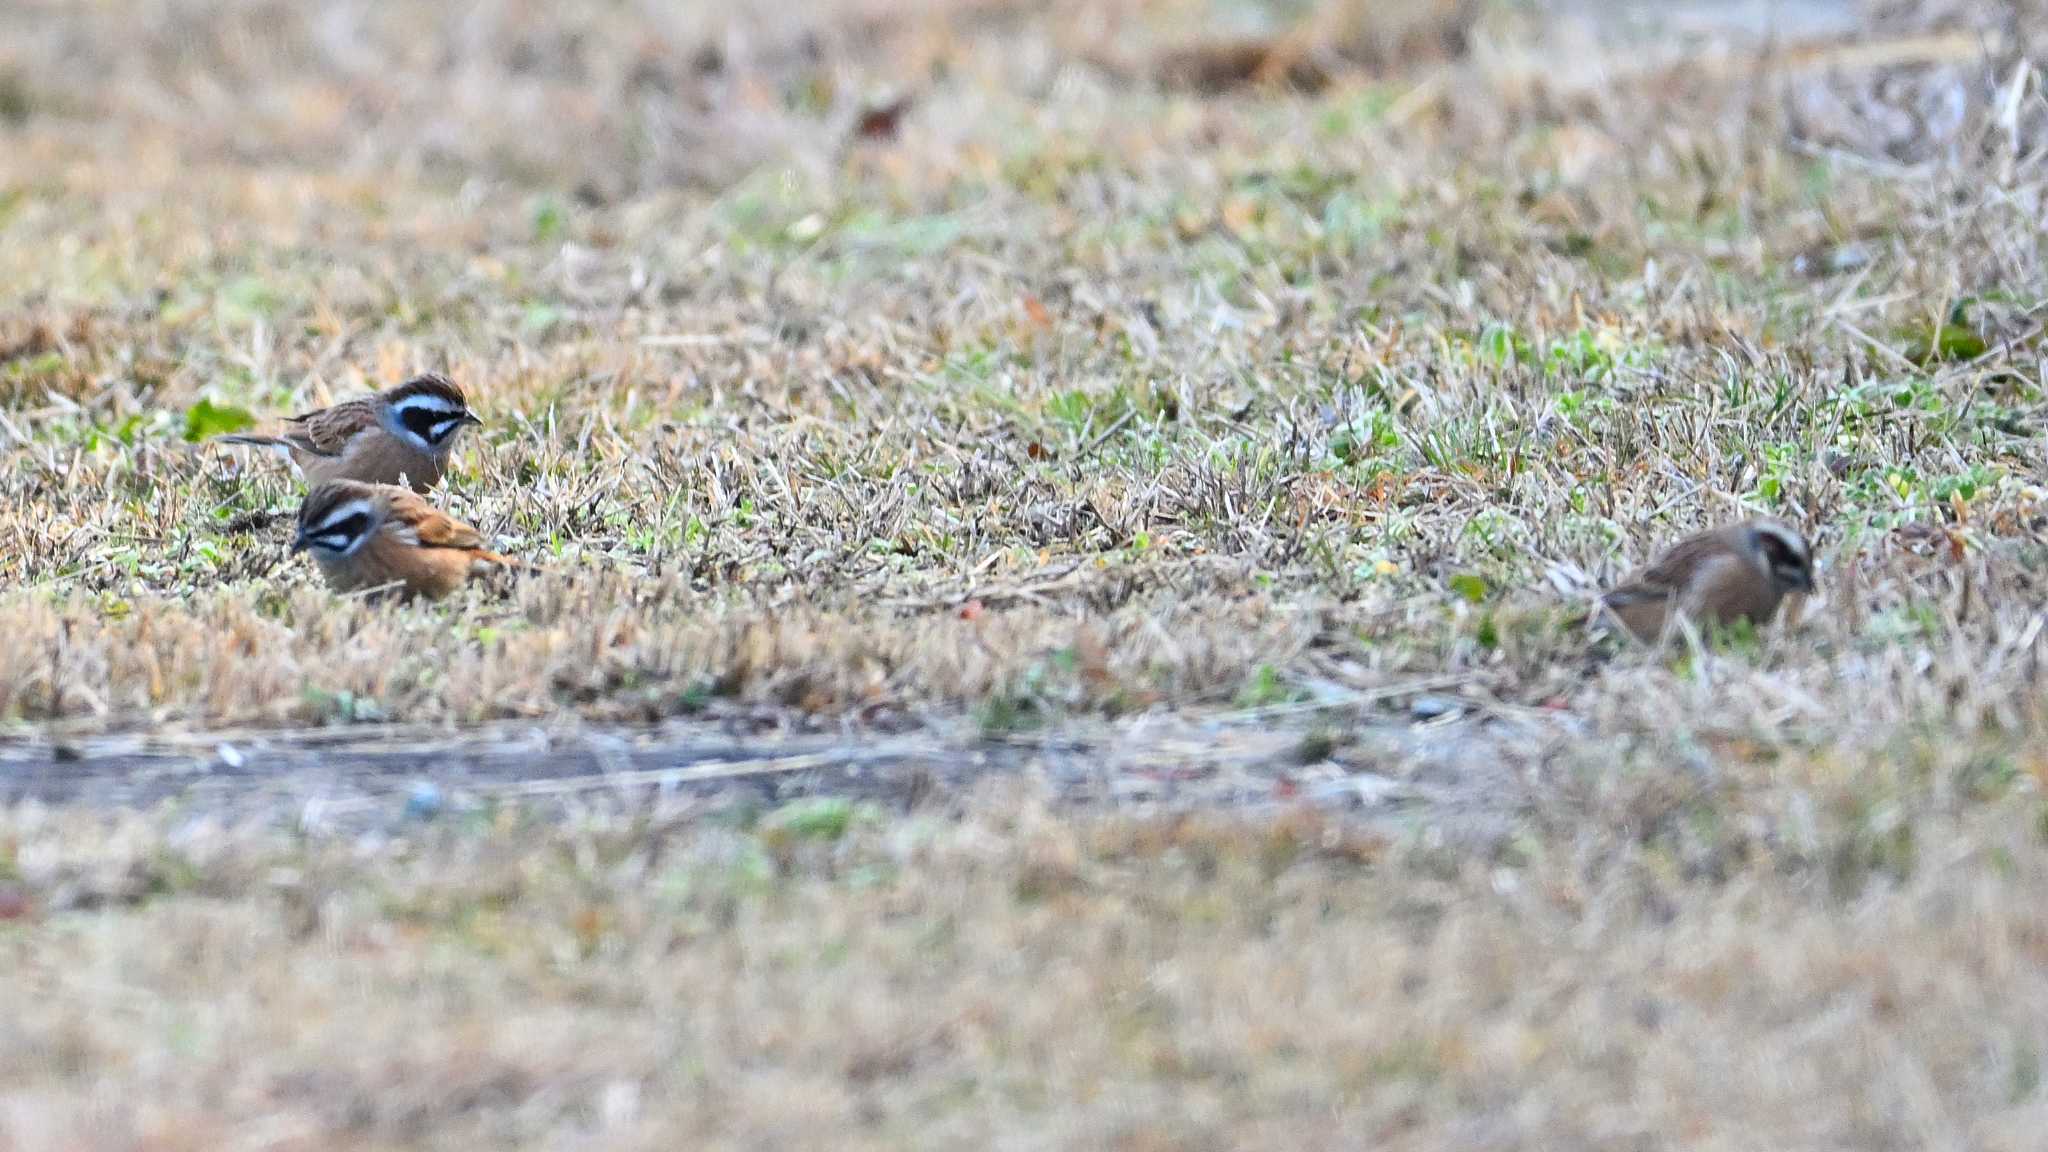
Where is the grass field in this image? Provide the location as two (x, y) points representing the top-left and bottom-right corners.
(5, 0), (2048, 1146)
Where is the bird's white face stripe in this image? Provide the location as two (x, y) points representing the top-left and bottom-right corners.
(304, 499), (377, 554)
(390, 394), (466, 419)
(1749, 522), (1816, 595)
(309, 532), (358, 553)
(307, 498), (374, 536)
(1756, 523), (1807, 557)
(388, 393), (471, 447)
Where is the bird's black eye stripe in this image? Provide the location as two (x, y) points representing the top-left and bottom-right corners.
(313, 512), (371, 543)
(1757, 533), (1812, 587)
(400, 406), (464, 444)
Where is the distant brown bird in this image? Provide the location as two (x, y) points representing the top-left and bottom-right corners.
(216, 374), (480, 493)
(293, 480), (514, 599)
(1602, 519), (1816, 641)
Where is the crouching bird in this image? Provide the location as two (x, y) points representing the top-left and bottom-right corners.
(1601, 519), (1816, 642)
(293, 479), (517, 599)
(215, 373), (481, 493)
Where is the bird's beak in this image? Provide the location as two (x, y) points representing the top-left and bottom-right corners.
(461, 412), (484, 428)
(290, 533), (311, 553)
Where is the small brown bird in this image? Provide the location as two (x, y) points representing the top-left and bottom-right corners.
(292, 480), (514, 599)
(1601, 519), (1816, 641)
(216, 374), (481, 493)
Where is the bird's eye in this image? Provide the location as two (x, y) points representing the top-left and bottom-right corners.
(1759, 536), (1799, 567)
(311, 512), (371, 543)
(399, 406), (452, 442)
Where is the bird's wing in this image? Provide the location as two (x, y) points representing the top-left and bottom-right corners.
(285, 400), (380, 456)
(1625, 531), (1729, 593)
(1601, 576), (1675, 609)
(389, 491), (487, 552)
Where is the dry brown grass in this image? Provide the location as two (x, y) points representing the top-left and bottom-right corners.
(5, 773), (2048, 1149)
(4, 0), (2048, 1145)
